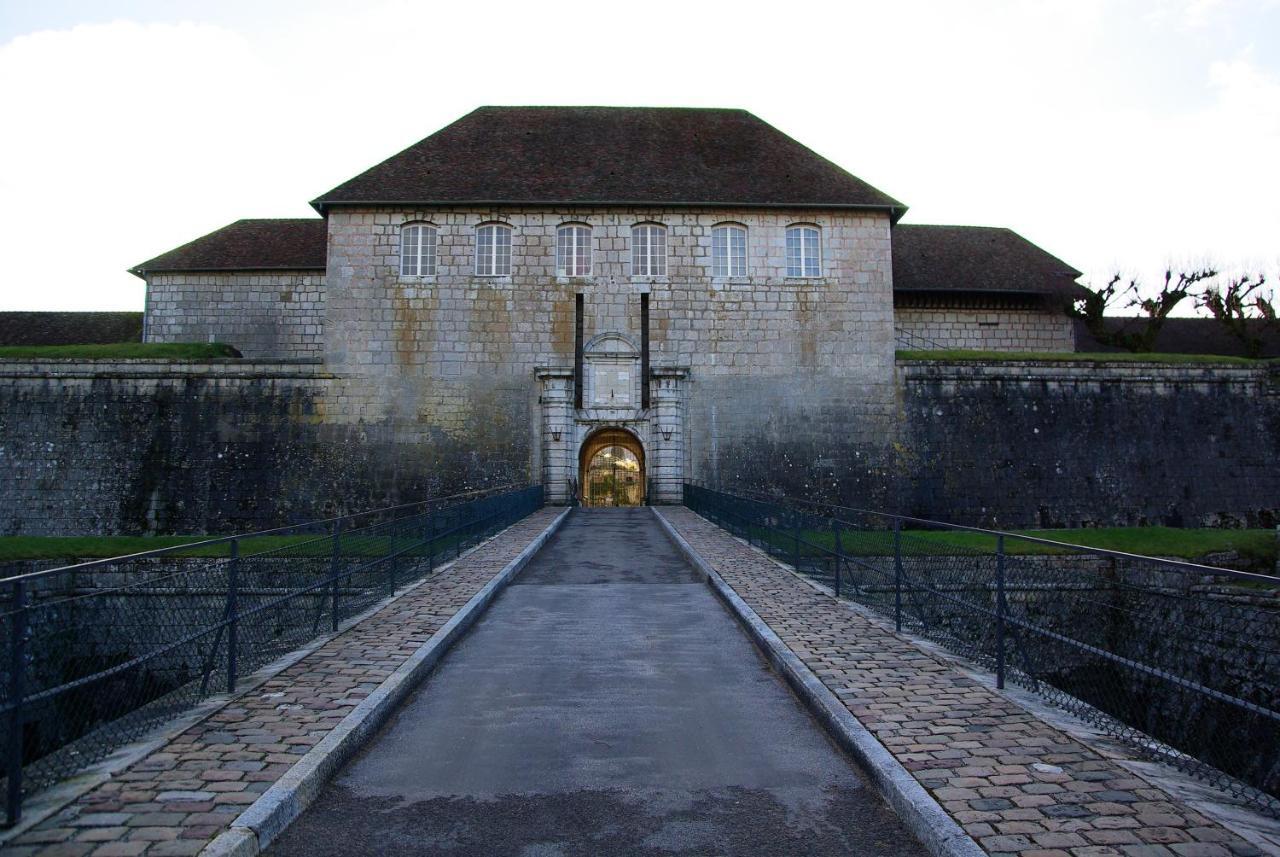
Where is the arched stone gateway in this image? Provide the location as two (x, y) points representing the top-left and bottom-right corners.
(579, 427), (645, 506)
(536, 323), (687, 505)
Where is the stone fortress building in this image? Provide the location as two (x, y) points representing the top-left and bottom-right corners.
(132, 107), (1085, 507)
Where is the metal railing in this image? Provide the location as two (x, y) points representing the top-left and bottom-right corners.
(894, 326), (950, 351)
(683, 484), (1280, 816)
(0, 484), (544, 825)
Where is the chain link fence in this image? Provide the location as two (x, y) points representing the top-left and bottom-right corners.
(0, 484), (544, 825)
(684, 484), (1280, 817)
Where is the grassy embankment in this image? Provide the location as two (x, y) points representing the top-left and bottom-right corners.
(3, 527), (1273, 567)
(897, 349), (1278, 365)
(743, 525), (1277, 568)
(0, 533), (474, 564)
(0, 343), (240, 359)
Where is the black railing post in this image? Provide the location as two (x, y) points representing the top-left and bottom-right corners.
(792, 514), (802, 572)
(995, 534), (1006, 690)
(893, 519), (903, 633)
(330, 518), (343, 632)
(387, 524), (397, 596)
(6, 577), (28, 827)
(832, 517), (843, 598)
(227, 539), (240, 693)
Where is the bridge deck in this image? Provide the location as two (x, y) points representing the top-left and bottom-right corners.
(5, 506), (1272, 856)
(2, 508), (564, 857)
(264, 507), (925, 856)
(655, 507), (1270, 857)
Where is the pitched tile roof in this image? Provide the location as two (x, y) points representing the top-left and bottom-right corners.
(311, 106), (906, 216)
(131, 219), (327, 276)
(893, 224), (1085, 299)
(0, 312), (143, 345)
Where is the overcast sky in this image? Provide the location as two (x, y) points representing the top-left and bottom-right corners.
(1, 0), (1277, 311)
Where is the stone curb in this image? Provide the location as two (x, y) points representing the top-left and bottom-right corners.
(652, 508), (987, 857)
(199, 507), (571, 857)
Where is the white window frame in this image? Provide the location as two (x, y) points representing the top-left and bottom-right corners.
(711, 223), (747, 278)
(556, 223), (593, 277)
(399, 222), (437, 277)
(631, 223), (667, 277)
(785, 225), (822, 278)
(475, 223), (512, 277)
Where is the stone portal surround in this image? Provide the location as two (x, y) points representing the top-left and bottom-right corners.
(656, 507), (1264, 857)
(1, 508), (562, 857)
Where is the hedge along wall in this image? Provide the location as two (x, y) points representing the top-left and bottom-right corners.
(895, 360), (1280, 528)
(0, 360), (525, 536)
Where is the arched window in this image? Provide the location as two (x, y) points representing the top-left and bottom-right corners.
(475, 222), (512, 276)
(399, 222), (437, 277)
(786, 225), (821, 277)
(556, 223), (592, 277)
(631, 223), (667, 277)
(711, 223), (747, 277)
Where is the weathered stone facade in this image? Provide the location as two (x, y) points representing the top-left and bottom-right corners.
(320, 206), (897, 503)
(144, 272), (325, 358)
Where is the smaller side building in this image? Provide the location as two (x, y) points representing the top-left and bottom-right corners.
(134, 219), (327, 358)
(892, 224), (1084, 352)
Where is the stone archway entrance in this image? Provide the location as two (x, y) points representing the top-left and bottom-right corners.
(579, 428), (645, 507)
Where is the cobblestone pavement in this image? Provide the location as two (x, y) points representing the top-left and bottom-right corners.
(657, 507), (1263, 857)
(2, 509), (563, 857)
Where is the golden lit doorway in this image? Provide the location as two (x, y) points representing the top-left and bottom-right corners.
(579, 428), (645, 507)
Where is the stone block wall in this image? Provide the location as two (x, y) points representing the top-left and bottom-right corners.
(0, 360), (513, 535)
(894, 359), (1280, 528)
(322, 205), (899, 498)
(143, 272), (325, 359)
(1, 357), (1277, 536)
(894, 305), (1076, 352)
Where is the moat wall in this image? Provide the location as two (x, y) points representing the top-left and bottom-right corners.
(895, 360), (1280, 528)
(0, 360), (524, 535)
(0, 358), (1276, 535)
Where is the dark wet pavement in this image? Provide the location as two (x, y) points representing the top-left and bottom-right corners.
(265, 508), (927, 856)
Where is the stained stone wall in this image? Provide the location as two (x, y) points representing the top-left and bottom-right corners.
(321, 205), (899, 499)
(144, 272), (326, 359)
(0, 360), (511, 535)
(895, 359), (1280, 528)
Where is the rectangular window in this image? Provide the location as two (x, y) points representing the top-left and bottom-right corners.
(557, 225), (592, 276)
(401, 227), (418, 277)
(712, 225), (747, 277)
(786, 226), (821, 277)
(476, 224), (511, 276)
(400, 223), (437, 277)
(632, 224), (667, 276)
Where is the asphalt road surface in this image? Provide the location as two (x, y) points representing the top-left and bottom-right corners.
(265, 507), (927, 856)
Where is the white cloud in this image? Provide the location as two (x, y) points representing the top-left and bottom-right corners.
(0, 2), (1276, 310)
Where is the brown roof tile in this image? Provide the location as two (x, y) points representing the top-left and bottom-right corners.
(131, 219), (327, 276)
(893, 224), (1084, 299)
(311, 106), (906, 215)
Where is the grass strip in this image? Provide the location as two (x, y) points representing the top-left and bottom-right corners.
(0, 342), (240, 360)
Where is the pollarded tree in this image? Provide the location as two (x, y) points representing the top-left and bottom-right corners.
(1071, 268), (1218, 352)
(1196, 274), (1276, 358)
